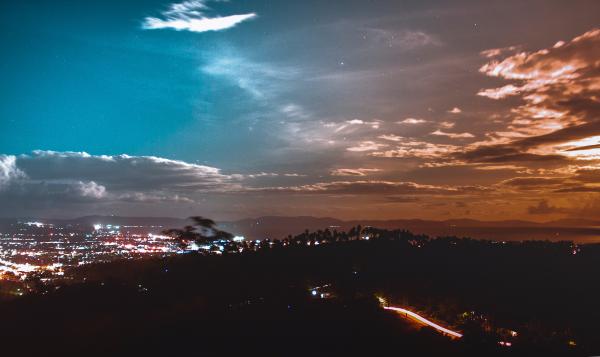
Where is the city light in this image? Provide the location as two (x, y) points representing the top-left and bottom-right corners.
(0, 222), (184, 282)
(25, 222), (46, 228)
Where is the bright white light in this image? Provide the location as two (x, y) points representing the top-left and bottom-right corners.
(25, 222), (45, 228)
(233, 236), (245, 242)
(557, 135), (600, 160)
(93, 224), (102, 231)
(311, 290), (317, 296)
(148, 233), (171, 240)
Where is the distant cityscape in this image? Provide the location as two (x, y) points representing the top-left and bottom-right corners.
(0, 219), (316, 283)
(0, 221), (183, 281)
(3, 215), (597, 284)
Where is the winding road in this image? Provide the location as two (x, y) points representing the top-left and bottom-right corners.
(384, 306), (463, 338)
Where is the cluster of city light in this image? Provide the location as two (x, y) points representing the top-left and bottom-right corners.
(308, 283), (332, 299)
(0, 258), (41, 279)
(24, 222), (48, 228)
(0, 222), (258, 282)
(0, 222), (186, 281)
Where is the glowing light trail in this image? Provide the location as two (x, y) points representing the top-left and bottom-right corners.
(384, 306), (463, 338)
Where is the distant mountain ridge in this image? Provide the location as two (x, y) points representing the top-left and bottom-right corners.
(220, 216), (600, 242)
(1, 215), (599, 242)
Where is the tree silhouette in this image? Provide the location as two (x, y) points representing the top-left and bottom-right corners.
(163, 216), (231, 249)
(189, 216), (216, 230)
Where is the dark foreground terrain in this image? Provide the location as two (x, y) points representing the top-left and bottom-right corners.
(1, 231), (598, 356)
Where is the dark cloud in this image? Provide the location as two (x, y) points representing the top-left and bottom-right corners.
(565, 144), (600, 152)
(528, 200), (569, 215)
(384, 196), (421, 203)
(575, 198), (600, 219)
(573, 169), (600, 183)
(514, 121), (600, 151)
(457, 146), (570, 164)
(554, 186), (600, 193)
(2, 180), (107, 202)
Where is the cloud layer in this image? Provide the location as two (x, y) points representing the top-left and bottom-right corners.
(4, 1), (600, 221)
(0, 151), (240, 213)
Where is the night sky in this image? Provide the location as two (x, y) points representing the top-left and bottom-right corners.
(1, 0), (599, 220)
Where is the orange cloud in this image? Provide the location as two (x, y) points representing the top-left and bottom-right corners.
(478, 28), (600, 139)
(462, 28), (600, 173)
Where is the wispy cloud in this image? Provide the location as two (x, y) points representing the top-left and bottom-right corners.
(252, 180), (486, 196)
(371, 139), (460, 159)
(480, 45), (519, 58)
(431, 130), (475, 139)
(346, 141), (387, 152)
(364, 28), (441, 49)
(346, 119), (382, 129)
(202, 55), (297, 99)
(378, 134), (403, 142)
(398, 118), (427, 124)
(142, 0), (256, 33)
(330, 168), (382, 177)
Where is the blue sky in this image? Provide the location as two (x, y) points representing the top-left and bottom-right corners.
(1, 0), (599, 220)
